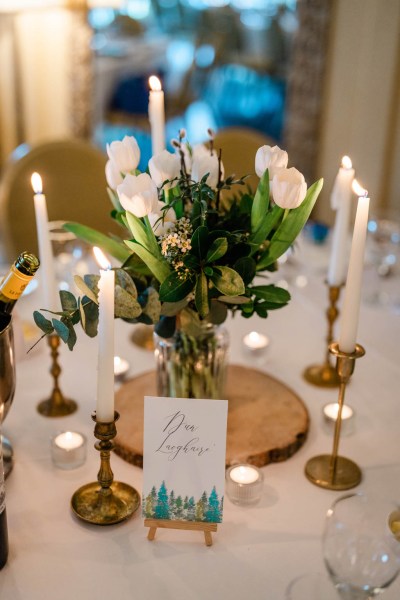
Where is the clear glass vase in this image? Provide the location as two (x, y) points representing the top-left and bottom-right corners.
(154, 322), (229, 400)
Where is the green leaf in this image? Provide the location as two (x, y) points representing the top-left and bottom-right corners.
(63, 222), (131, 263)
(65, 321), (77, 351)
(80, 298), (99, 337)
(159, 271), (196, 302)
(182, 254), (200, 270)
(204, 266), (213, 277)
(142, 288), (161, 323)
(256, 179), (323, 270)
(125, 212), (152, 252)
(233, 257), (256, 285)
(74, 275), (98, 304)
(52, 319), (70, 343)
(125, 241), (171, 283)
(217, 295), (251, 305)
(160, 299), (189, 316)
(208, 299), (228, 325)
(251, 169), (269, 232)
(251, 285), (291, 304)
(59, 290), (77, 312)
(114, 285), (142, 319)
(191, 226), (208, 259)
(195, 271), (209, 318)
(249, 205), (284, 252)
(121, 253), (152, 277)
(211, 266), (245, 296)
(114, 268), (137, 297)
(206, 238), (228, 263)
(33, 311), (54, 335)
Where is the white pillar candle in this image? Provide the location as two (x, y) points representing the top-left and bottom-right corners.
(327, 156), (355, 286)
(31, 172), (58, 310)
(338, 181), (370, 353)
(94, 247), (115, 423)
(148, 75), (165, 156)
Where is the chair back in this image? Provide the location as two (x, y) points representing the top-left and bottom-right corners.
(0, 138), (119, 261)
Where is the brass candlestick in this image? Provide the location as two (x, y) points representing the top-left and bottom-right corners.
(71, 411), (140, 525)
(305, 342), (365, 490)
(303, 284), (342, 387)
(37, 335), (77, 417)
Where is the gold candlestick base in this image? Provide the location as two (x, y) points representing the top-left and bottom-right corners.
(37, 335), (77, 417)
(71, 412), (140, 525)
(303, 364), (340, 387)
(303, 284), (342, 388)
(305, 455), (361, 491)
(305, 342), (365, 490)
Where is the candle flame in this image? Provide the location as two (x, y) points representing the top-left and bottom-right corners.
(31, 172), (42, 194)
(352, 179), (368, 197)
(149, 75), (162, 92)
(93, 247), (111, 270)
(341, 155), (352, 169)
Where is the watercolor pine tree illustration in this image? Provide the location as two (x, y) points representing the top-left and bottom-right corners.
(143, 481), (223, 523)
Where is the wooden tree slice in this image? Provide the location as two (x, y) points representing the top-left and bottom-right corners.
(114, 365), (309, 468)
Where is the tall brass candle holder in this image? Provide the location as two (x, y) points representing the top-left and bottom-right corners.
(71, 411), (140, 525)
(303, 283), (342, 387)
(37, 334), (77, 417)
(305, 341), (365, 490)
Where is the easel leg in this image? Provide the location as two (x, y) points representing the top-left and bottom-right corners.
(148, 527), (157, 541)
(204, 531), (213, 547)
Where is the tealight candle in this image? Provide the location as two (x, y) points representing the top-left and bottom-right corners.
(114, 355), (130, 381)
(322, 402), (355, 436)
(226, 464), (264, 505)
(51, 431), (87, 469)
(243, 331), (269, 354)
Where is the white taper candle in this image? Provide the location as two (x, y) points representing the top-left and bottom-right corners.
(338, 181), (370, 353)
(94, 247), (115, 423)
(327, 156), (355, 286)
(31, 172), (58, 311)
(148, 75), (166, 156)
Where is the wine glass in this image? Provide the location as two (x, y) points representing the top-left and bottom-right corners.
(323, 492), (400, 599)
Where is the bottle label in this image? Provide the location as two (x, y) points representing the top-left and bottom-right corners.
(0, 265), (33, 300)
(0, 444), (5, 515)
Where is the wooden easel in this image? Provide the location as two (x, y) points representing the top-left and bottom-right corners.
(144, 519), (218, 546)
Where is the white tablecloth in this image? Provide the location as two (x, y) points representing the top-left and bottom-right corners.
(2, 243), (400, 600)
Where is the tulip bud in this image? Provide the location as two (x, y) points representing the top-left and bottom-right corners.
(105, 159), (123, 190)
(191, 148), (224, 189)
(271, 167), (307, 209)
(117, 173), (159, 218)
(106, 136), (140, 175)
(148, 201), (177, 236)
(149, 150), (181, 190)
(255, 145), (288, 179)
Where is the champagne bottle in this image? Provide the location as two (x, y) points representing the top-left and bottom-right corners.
(0, 438), (8, 570)
(0, 252), (40, 314)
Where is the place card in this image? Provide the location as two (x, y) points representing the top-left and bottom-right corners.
(143, 396), (228, 523)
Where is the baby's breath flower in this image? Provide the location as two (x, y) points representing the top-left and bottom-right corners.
(160, 217), (193, 275)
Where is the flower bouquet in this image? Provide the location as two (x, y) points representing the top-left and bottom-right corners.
(34, 131), (323, 398)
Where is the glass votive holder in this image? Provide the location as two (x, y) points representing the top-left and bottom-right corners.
(322, 402), (355, 437)
(226, 464), (264, 506)
(242, 331), (269, 356)
(51, 431), (87, 470)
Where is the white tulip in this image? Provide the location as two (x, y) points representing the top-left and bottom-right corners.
(105, 159), (123, 190)
(271, 168), (307, 209)
(106, 136), (140, 174)
(255, 145), (288, 179)
(148, 201), (177, 236)
(117, 173), (159, 218)
(149, 150), (181, 190)
(191, 151), (224, 189)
